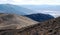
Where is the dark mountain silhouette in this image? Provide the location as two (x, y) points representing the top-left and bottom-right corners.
(25, 13), (54, 22)
(0, 4), (34, 15)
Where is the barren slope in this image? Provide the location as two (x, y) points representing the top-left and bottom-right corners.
(0, 13), (38, 30)
(0, 17), (60, 35)
(18, 17), (60, 35)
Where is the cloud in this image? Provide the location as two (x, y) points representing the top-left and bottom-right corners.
(11, 0), (60, 5)
(0, 0), (6, 3)
(0, 0), (60, 5)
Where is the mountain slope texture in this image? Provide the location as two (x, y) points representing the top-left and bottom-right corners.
(0, 14), (60, 35)
(0, 13), (38, 30)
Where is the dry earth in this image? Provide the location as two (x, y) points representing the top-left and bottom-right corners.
(0, 14), (60, 35)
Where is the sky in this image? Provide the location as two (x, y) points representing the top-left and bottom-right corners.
(0, 0), (60, 5)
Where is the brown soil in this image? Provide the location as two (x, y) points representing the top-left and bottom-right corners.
(0, 16), (60, 35)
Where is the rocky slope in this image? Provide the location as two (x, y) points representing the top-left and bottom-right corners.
(0, 16), (60, 35)
(18, 17), (60, 35)
(0, 13), (38, 30)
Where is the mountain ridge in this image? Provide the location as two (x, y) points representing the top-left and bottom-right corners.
(0, 13), (38, 30)
(0, 4), (35, 15)
(25, 13), (54, 22)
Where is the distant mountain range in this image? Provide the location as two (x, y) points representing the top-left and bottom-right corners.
(21, 5), (60, 17)
(25, 13), (54, 22)
(1, 4), (60, 16)
(21, 5), (60, 11)
(0, 4), (54, 22)
(0, 4), (35, 15)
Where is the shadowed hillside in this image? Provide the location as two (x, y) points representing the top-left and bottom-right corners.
(18, 17), (60, 35)
(0, 16), (60, 35)
(25, 13), (54, 22)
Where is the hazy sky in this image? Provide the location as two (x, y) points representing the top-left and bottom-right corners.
(0, 0), (60, 5)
